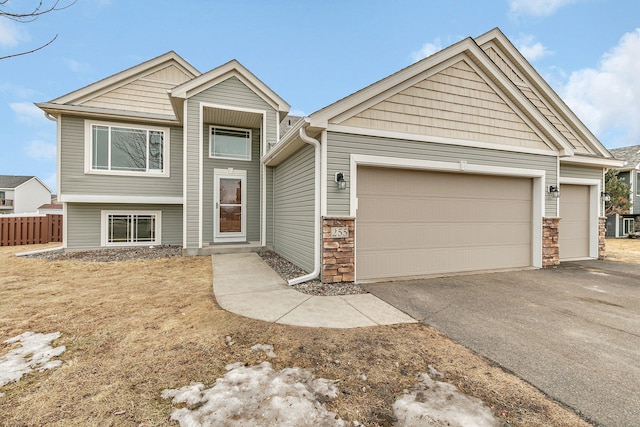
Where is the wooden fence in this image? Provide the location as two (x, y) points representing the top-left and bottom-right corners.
(0, 214), (63, 246)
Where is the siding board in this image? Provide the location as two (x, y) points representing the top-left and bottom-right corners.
(65, 203), (182, 248)
(326, 131), (558, 217)
(273, 145), (315, 272)
(341, 61), (550, 151)
(59, 115), (183, 197)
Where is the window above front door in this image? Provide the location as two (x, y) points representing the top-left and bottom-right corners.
(209, 126), (252, 161)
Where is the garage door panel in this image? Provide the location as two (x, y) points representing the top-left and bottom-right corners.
(357, 221), (531, 249)
(358, 196), (531, 223)
(358, 244), (532, 280)
(559, 185), (590, 260)
(356, 167), (532, 281)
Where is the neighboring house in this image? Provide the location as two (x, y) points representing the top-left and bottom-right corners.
(606, 145), (640, 237)
(36, 28), (621, 283)
(0, 175), (52, 215)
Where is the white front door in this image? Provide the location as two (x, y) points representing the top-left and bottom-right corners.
(214, 169), (247, 243)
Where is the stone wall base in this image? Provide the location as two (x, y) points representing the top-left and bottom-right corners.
(542, 217), (560, 267)
(322, 217), (355, 283)
(599, 217), (606, 260)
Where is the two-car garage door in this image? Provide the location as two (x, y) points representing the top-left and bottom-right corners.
(356, 167), (533, 281)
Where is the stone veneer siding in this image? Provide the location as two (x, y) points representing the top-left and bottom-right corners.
(322, 217), (355, 283)
(542, 217), (560, 267)
(599, 217), (606, 260)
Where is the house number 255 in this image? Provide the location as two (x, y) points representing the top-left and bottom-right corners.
(330, 227), (349, 238)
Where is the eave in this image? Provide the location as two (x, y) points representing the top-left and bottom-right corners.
(36, 103), (181, 126)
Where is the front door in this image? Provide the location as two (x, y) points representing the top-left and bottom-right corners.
(214, 169), (246, 243)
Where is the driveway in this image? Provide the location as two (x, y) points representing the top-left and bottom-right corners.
(363, 260), (640, 427)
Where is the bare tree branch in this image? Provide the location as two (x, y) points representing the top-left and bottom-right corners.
(0, 0), (76, 59)
(0, 34), (56, 61)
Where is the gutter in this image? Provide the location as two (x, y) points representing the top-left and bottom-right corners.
(287, 123), (321, 285)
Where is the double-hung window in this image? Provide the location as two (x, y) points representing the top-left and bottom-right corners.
(102, 211), (161, 246)
(87, 121), (169, 176)
(210, 126), (251, 161)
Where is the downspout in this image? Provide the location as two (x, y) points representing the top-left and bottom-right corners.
(288, 124), (321, 285)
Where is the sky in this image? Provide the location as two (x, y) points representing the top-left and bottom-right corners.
(1, 0), (640, 194)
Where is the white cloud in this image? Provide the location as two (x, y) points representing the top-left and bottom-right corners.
(0, 19), (29, 48)
(411, 38), (444, 62)
(10, 102), (48, 125)
(516, 34), (552, 62)
(561, 28), (640, 147)
(65, 58), (91, 73)
(25, 140), (56, 160)
(509, 0), (578, 17)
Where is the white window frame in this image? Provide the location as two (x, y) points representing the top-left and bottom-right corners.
(209, 125), (252, 161)
(624, 218), (634, 235)
(100, 210), (162, 246)
(84, 120), (170, 177)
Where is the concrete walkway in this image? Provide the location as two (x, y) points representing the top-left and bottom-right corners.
(212, 253), (417, 328)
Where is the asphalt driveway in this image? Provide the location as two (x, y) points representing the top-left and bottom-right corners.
(363, 260), (640, 427)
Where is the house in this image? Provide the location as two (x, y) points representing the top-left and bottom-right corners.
(605, 145), (640, 237)
(36, 28), (622, 283)
(0, 175), (52, 215)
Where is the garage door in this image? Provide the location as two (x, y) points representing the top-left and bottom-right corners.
(356, 167), (532, 281)
(559, 184), (590, 260)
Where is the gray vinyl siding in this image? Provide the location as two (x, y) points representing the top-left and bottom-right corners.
(202, 127), (261, 243)
(59, 115), (183, 197)
(326, 132), (559, 217)
(184, 76), (278, 248)
(273, 144), (315, 272)
(560, 164), (604, 181)
(266, 166), (274, 247)
(65, 203), (182, 248)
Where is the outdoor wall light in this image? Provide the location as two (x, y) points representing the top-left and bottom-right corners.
(548, 185), (560, 198)
(601, 191), (611, 202)
(335, 172), (347, 190)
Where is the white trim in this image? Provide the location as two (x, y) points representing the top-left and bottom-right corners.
(182, 99), (188, 248)
(560, 156), (624, 168)
(83, 119), (171, 177)
(559, 177), (601, 259)
(198, 104), (204, 248)
(100, 210), (162, 247)
(213, 169), (247, 243)
(327, 124), (560, 157)
(321, 130), (328, 217)
(59, 194), (182, 204)
(349, 154), (545, 274)
(56, 114), (62, 197)
(62, 202), (68, 249)
(208, 125), (253, 161)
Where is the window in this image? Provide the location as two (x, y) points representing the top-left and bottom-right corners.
(637, 172), (640, 196)
(210, 126), (251, 161)
(101, 211), (161, 246)
(86, 121), (169, 175)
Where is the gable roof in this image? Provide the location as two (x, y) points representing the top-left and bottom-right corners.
(0, 175), (35, 189)
(475, 28), (612, 159)
(308, 35), (576, 156)
(37, 51), (200, 123)
(610, 145), (640, 169)
(168, 59), (290, 123)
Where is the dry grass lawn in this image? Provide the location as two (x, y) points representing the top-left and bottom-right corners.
(605, 237), (640, 265)
(0, 244), (593, 426)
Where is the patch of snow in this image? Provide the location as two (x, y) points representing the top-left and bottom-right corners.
(393, 373), (502, 427)
(0, 332), (65, 397)
(427, 365), (443, 378)
(162, 361), (345, 426)
(250, 343), (277, 358)
(225, 335), (235, 346)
